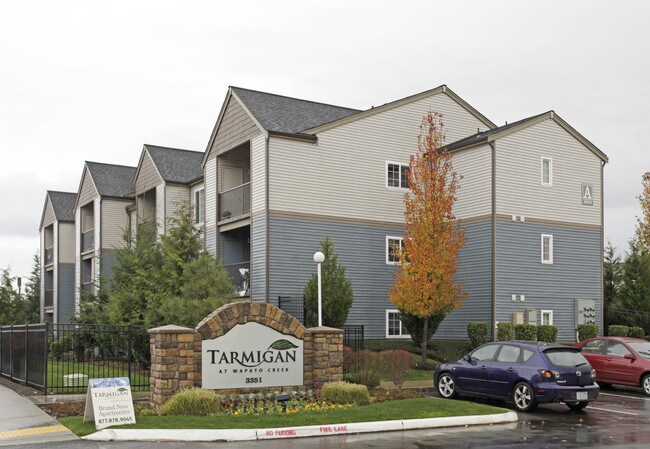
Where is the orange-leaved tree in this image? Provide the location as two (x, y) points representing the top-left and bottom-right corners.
(389, 111), (467, 364)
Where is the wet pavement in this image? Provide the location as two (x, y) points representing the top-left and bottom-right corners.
(11, 385), (650, 448)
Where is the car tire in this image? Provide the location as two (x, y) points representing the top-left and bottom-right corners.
(437, 373), (458, 399)
(512, 382), (538, 412)
(566, 401), (589, 411)
(642, 374), (650, 396)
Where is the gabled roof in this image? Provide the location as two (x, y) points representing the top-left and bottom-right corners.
(142, 144), (204, 184)
(47, 191), (77, 222)
(85, 161), (136, 198)
(444, 111), (608, 163)
(231, 87), (361, 135)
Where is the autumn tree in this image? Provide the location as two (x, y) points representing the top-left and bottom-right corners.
(389, 111), (467, 364)
(637, 172), (650, 252)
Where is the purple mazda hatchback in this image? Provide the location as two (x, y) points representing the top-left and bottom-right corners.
(434, 341), (599, 412)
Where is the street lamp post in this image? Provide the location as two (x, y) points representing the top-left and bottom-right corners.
(313, 251), (325, 327)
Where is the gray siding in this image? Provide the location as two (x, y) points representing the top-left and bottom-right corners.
(57, 264), (75, 323)
(496, 220), (602, 341)
(204, 158), (217, 255)
(251, 213), (266, 299)
(101, 250), (117, 285)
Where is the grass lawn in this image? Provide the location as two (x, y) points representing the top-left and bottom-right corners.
(47, 360), (149, 393)
(60, 398), (506, 437)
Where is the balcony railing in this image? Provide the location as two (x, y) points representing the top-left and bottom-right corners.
(223, 261), (250, 296)
(45, 247), (54, 265)
(219, 183), (250, 221)
(81, 282), (94, 295)
(44, 290), (54, 308)
(81, 229), (94, 252)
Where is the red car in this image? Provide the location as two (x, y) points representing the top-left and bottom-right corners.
(575, 336), (650, 396)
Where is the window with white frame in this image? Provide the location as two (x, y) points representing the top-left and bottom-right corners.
(386, 236), (404, 265)
(386, 162), (409, 189)
(194, 188), (205, 224)
(386, 309), (410, 338)
(541, 234), (553, 264)
(541, 310), (553, 325)
(541, 157), (553, 186)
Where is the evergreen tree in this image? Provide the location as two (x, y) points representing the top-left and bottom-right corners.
(23, 252), (42, 323)
(304, 237), (354, 328)
(604, 241), (622, 321)
(616, 238), (650, 329)
(0, 268), (20, 324)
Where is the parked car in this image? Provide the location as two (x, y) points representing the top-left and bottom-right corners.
(434, 341), (599, 412)
(575, 336), (650, 396)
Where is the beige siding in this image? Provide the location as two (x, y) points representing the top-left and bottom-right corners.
(52, 221), (59, 323)
(58, 222), (76, 264)
(251, 135), (266, 214)
(77, 169), (98, 208)
(204, 158), (217, 255)
(495, 119), (602, 226)
(101, 199), (131, 249)
(217, 144), (250, 193)
(156, 184), (165, 235)
(42, 198), (56, 229)
(135, 151), (163, 194)
(165, 184), (190, 231)
(207, 96), (262, 160)
(268, 92), (489, 223)
(74, 208), (81, 313)
(453, 144), (493, 220)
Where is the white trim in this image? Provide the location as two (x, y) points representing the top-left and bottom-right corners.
(386, 236), (404, 265)
(541, 234), (553, 264)
(385, 161), (410, 191)
(541, 310), (553, 325)
(541, 157), (553, 187)
(385, 309), (410, 338)
(194, 188), (205, 225)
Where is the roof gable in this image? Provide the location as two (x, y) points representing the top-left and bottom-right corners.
(143, 144), (203, 184)
(85, 161), (136, 198)
(445, 111), (608, 162)
(40, 191), (76, 229)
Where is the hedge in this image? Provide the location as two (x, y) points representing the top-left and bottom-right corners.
(467, 322), (489, 348)
(608, 325), (629, 337)
(577, 324), (598, 341)
(514, 324), (537, 341)
(496, 322), (514, 341)
(536, 325), (557, 343)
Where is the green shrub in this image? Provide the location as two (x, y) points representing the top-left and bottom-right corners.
(346, 350), (382, 389)
(536, 325), (557, 343)
(628, 326), (645, 338)
(381, 349), (413, 390)
(608, 325), (629, 337)
(400, 310), (446, 347)
(577, 324), (598, 341)
(467, 322), (489, 348)
(496, 322), (514, 341)
(514, 324), (537, 341)
(321, 381), (370, 406)
(160, 388), (222, 416)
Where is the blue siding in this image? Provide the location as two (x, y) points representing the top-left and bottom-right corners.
(267, 216), (492, 340)
(57, 264), (76, 323)
(251, 214), (266, 300)
(101, 251), (117, 286)
(496, 221), (602, 341)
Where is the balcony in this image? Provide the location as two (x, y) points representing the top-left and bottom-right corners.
(81, 229), (94, 252)
(223, 261), (250, 296)
(219, 183), (250, 221)
(45, 247), (54, 265)
(44, 290), (53, 308)
(81, 282), (94, 295)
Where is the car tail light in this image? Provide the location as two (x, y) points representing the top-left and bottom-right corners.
(539, 369), (560, 380)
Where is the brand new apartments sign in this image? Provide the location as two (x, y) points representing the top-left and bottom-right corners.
(202, 321), (304, 389)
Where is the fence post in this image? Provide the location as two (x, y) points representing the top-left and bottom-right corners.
(9, 324), (13, 381)
(44, 322), (49, 394)
(24, 323), (29, 386)
(127, 324), (132, 384)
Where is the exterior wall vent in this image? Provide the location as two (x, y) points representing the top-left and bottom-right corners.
(512, 312), (524, 325)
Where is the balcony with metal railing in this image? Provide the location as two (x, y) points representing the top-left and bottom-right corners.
(44, 290), (54, 308)
(81, 229), (94, 253)
(223, 261), (250, 297)
(45, 247), (54, 266)
(81, 282), (94, 295)
(219, 183), (250, 221)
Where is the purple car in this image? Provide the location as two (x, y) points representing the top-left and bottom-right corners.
(434, 341), (599, 412)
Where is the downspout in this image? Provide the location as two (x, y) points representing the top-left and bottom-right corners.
(265, 136), (270, 302)
(600, 161), (605, 335)
(490, 141), (497, 341)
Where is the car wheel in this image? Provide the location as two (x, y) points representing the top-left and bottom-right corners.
(512, 382), (538, 412)
(437, 373), (458, 399)
(642, 374), (650, 396)
(566, 401), (589, 411)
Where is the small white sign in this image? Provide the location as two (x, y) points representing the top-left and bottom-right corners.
(202, 321), (304, 389)
(83, 377), (136, 430)
(581, 183), (594, 206)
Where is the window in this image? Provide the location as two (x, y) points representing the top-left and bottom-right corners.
(194, 188), (205, 224)
(471, 344), (499, 362)
(606, 341), (631, 358)
(386, 236), (404, 265)
(496, 345), (521, 363)
(541, 234), (553, 264)
(386, 310), (409, 338)
(581, 339), (606, 354)
(541, 157), (553, 186)
(386, 162), (409, 189)
(541, 310), (553, 326)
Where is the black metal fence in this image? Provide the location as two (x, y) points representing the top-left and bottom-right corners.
(0, 323), (150, 394)
(343, 325), (365, 351)
(605, 307), (650, 336)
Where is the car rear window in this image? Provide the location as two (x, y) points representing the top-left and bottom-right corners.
(543, 348), (589, 367)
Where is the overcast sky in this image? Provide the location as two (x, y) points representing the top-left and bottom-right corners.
(1, 0), (648, 281)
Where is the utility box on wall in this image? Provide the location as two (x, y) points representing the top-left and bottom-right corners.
(526, 309), (537, 325)
(512, 312), (524, 325)
(576, 299), (596, 325)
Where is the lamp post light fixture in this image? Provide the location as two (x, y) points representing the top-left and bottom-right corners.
(313, 251), (325, 327)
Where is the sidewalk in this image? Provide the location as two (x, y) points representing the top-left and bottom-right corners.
(0, 384), (77, 447)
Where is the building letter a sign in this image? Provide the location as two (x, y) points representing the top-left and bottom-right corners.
(581, 184), (593, 206)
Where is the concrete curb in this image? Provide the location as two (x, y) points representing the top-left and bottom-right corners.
(83, 411), (518, 442)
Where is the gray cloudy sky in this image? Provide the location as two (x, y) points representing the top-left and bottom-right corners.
(1, 0), (648, 280)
